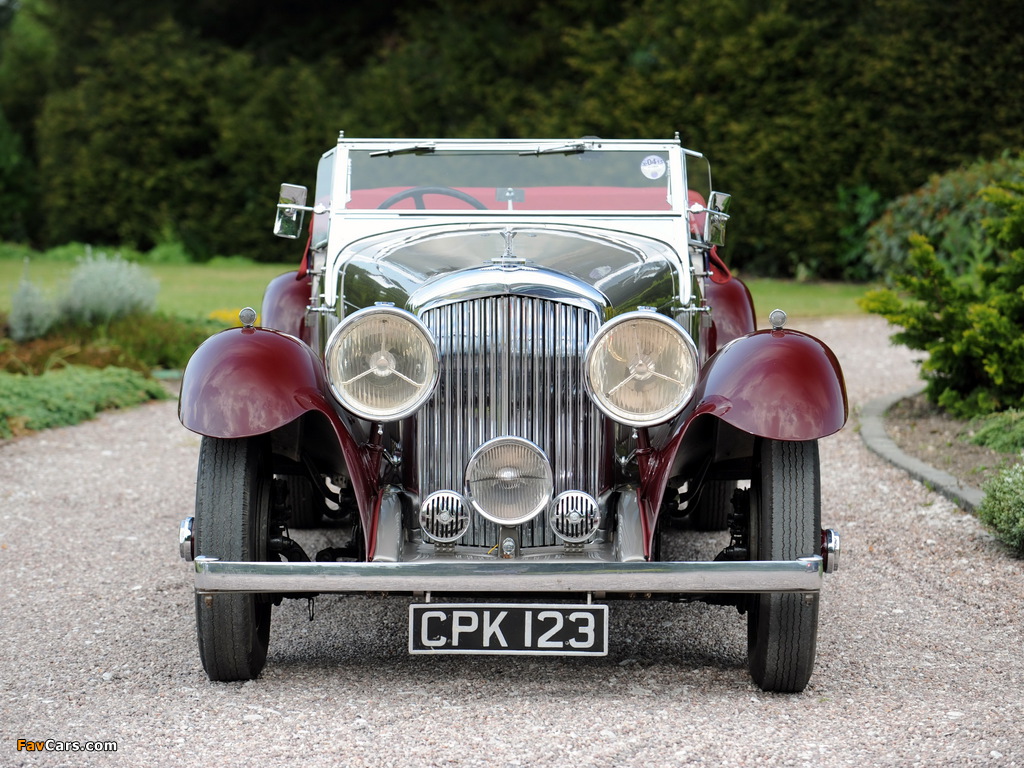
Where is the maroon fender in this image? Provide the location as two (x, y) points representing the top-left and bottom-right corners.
(179, 327), (332, 438)
(636, 329), (847, 557)
(261, 271), (312, 343)
(178, 327), (380, 555)
(693, 328), (848, 441)
(702, 274), (756, 358)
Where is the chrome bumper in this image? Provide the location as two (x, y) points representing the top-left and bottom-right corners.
(192, 555), (826, 595)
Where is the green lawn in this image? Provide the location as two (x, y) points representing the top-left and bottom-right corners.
(745, 278), (870, 319)
(1, 259), (297, 319)
(2, 256), (871, 321)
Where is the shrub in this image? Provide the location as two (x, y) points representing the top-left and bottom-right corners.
(859, 179), (1024, 418)
(0, 365), (170, 439)
(978, 461), (1024, 553)
(836, 185), (887, 282)
(969, 410), (1024, 453)
(58, 252), (159, 327)
(2, 313), (217, 374)
(0, 242), (37, 261)
(96, 312), (217, 370)
(8, 277), (58, 342)
(864, 153), (1024, 282)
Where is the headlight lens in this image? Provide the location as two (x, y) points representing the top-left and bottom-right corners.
(585, 311), (698, 427)
(325, 307), (438, 421)
(465, 437), (553, 526)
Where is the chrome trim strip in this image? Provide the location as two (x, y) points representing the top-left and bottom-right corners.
(613, 491), (646, 563)
(193, 555), (825, 595)
(372, 490), (405, 563)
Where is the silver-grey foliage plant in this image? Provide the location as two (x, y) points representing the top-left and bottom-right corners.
(9, 277), (59, 342)
(58, 252), (159, 326)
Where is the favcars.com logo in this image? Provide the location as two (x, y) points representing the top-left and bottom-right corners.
(17, 739), (117, 753)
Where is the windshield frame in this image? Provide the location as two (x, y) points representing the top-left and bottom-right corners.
(332, 138), (700, 217)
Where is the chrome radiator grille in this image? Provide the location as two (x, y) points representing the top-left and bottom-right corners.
(419, 296), (602, 547)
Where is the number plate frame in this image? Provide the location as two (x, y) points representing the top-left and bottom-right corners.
(409, 602), (609, 656)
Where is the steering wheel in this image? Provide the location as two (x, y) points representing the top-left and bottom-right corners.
(377, 186), (488, 210)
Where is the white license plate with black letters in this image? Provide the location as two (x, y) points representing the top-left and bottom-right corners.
(409, 603), (609, 656)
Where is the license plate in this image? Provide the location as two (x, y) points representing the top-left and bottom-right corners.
(409, 603), (609, 656)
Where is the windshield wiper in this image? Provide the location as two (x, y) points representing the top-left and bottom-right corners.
(518, 142), (589, 156)
(369, 144), (436, 158)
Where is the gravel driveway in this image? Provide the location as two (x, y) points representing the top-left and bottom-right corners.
(1, 315), (1021, 767)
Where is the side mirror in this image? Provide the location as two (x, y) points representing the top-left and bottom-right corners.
(704, 191), (731, 247)
(274, 183), (309, 239)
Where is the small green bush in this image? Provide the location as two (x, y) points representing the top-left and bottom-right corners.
(864, 153), (1024, 282)
(860, 181), (1024, 418)
(2, 313), (217, 374)
(94, 312), (217, 370)
(978, 461), (1024, 553)
(969, 410), (1024, 453)
(0, 365), (170, 439)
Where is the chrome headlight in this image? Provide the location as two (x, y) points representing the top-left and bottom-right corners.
(465, 437), (553, 526)
(324, 306), (438, 421)
(584, 311), (698, 427)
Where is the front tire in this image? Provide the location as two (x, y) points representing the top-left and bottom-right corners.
(690, 479), (735, 531)
(193, 436), (273, 681)
(747, 439), (821, 693)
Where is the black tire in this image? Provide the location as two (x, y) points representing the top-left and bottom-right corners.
(281, 474), (325, 529)
(691, 480), (735, 531)
(747, 439), (821, 693)
(193, 436), (273, 681)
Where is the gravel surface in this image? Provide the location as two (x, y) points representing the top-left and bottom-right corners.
(2, 314), (1022, 767)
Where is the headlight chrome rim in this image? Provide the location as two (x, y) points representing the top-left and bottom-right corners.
(465, 436), (553, 527)
(584, 310), (699, 428)
(324, 306), (439, 421)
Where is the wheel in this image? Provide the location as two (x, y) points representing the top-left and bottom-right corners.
(193, 436), (273, 681)
(747, 438), (821, 693)
(377, 185), (488, 210)
(690, 479), (736, 531)
(280, 474), (326, 529)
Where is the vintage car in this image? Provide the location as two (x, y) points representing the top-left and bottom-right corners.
(177, 136), (846, 692)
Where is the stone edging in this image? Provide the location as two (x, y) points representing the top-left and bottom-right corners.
(858, 387), (984, 513)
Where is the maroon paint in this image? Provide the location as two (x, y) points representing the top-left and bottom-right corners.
(260, 271), (312, 343)
(702, 273), (756, 359)
(638, 329), (848, 557)
(178, 327), (379, 557)
(695, 329), (847, 441)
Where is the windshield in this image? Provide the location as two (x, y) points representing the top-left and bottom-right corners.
(346, 147), (675, 212)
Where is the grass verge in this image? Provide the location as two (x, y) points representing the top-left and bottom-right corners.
(745, 278), (871, 318)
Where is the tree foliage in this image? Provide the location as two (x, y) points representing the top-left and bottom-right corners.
(1, 0), (1023, 273)
(863, 153), (1024, 282)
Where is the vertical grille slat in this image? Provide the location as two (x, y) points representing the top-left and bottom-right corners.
(420, 297), (601, 547)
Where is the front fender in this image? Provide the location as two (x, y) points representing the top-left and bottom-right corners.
(694, 328), (848, 441)
(637, 328), (847, 558)
(179, 327), (331, 438)
(178, 327), (381, 556)
(261, 271), (312, 342)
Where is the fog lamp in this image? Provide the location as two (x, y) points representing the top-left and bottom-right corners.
(465, 437), (553, 526)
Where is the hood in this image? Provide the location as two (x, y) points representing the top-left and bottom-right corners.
(338, 224), (685, 317)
